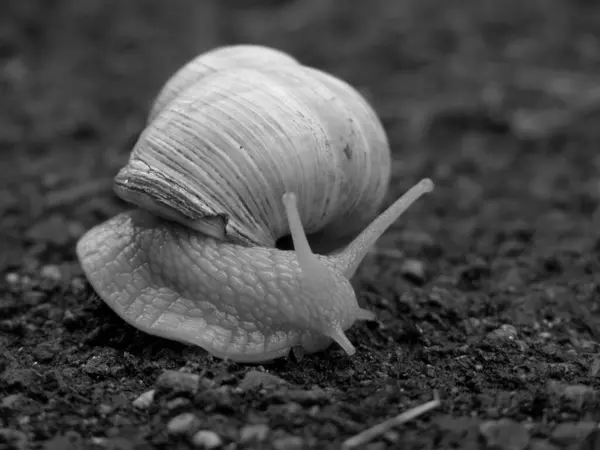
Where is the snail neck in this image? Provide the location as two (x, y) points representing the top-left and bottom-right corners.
(282, 191), (372, 354)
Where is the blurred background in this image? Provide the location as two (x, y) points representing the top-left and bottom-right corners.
(1, 0), (600, 266)
(2, 2), (600, 446)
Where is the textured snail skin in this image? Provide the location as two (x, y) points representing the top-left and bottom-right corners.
(76, 180), (434, 363)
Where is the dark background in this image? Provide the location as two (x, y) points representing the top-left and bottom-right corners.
(1, 0), (600, 449)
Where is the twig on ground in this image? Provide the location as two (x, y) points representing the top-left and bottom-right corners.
(342, 390), (441, 449)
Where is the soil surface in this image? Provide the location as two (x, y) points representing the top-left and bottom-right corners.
(1, 1), (600, 449)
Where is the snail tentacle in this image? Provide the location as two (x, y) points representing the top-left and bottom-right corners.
(331, 178), (434, 279)
(282, 192), (329, 284)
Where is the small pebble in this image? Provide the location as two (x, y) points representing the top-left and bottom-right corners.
(400, 259), (426, 284)
(1, 368), (39, 388)
(132, 389), (156, 409)
(61, 310), (78, 328)
(479, 419), (529, 450)
(286, 386), (331, 404)
(562, 384), (595, 404)
(97, 404), (113, 416)
(239, 424), (270, 443)
(551, 422), (596, 446)
(41, 265), (61, 281)
(44, 431), (82, 449)
(268, 401), (302, 416)
(0, 394), (23, 409)
(156, 370), (200, 394)
(67, 221), (85, 239)
(383, 430), (400, 442)
(191, 430), (222, 449)
(565, 348), (578, 358)
(0, 428), (28, 448)
(31, 344), (56, 362)
(166, 397), (192, 411)
(239, 370), (287, 390)
(487, 324), (518, 341)
(5, 273), (19, 284)
(167, 413), (200, 435)
(70, 277), (87, 294)
(576, 339), (599, 351)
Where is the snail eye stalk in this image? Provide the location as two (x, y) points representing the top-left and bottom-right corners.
(334, 178), (434, 279)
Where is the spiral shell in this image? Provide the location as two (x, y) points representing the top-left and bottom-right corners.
(149, 45), (299, 123)
(114, 45), (391, 249)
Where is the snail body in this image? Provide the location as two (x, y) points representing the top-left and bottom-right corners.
(76, 45), (434, 363)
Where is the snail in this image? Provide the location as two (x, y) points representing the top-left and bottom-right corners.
(75, 44), (434, 363)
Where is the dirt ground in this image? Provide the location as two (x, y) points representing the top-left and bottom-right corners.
(1, 0), (600, 449)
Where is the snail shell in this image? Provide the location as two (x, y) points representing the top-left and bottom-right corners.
(115, 44), (391, 250)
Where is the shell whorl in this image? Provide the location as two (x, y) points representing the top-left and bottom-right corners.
(149, 45), (299, 123)
(114, 45), (391, 250)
